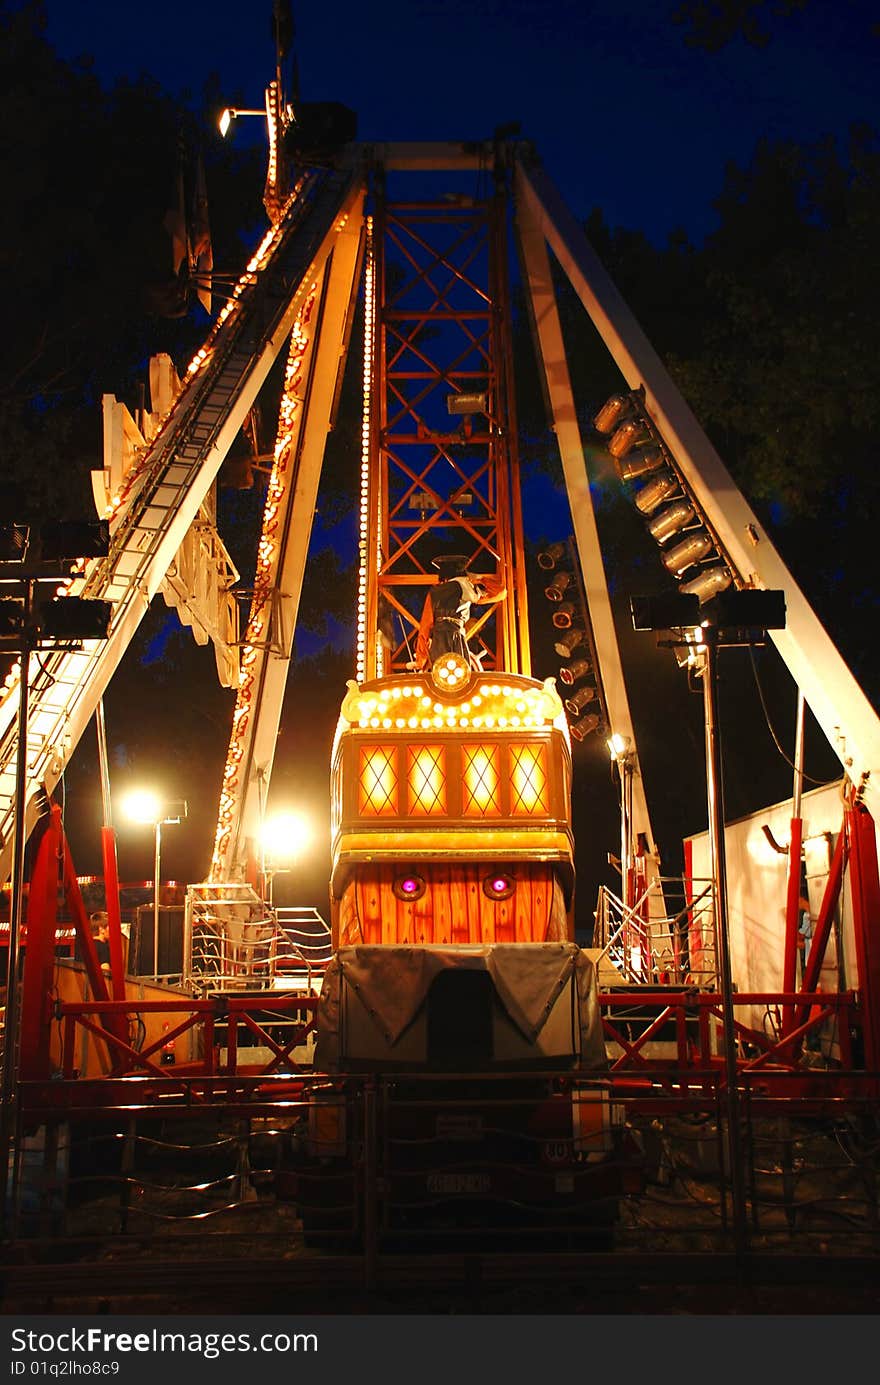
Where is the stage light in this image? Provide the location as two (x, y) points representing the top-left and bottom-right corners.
(646, 500), (696, 545)
(558, 657), (591, 686)
(564, 685), (597, 717)
(678, 566), (733, 603)
(38, 598), (112, 640)
(40, 520), (109, 561)
(544, 571), (572, 601)
(631, 592), (701, 630)
(551, 602), (578, 629)
(615, 446), (666, 483)
(633, 474), (679, 515)
(0, 601), (25, 638)
(706, 588), (786, 630)
(554, 628), (588, 658)
(537, 541), (567, 571)
(593, 394), (634, 435)
(661, 532), (715, 577)
(0, 525), (29, 563)
(608, 419), (651, 458)
(570, 713), (601, 742)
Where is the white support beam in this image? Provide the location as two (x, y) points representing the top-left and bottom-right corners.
(221, 198), (365, 872)
(515, 175), (658, 859)
(517, 158), (880, 823)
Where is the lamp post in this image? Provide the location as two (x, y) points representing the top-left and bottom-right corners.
(607, 732), (635, 910)
(122, 792), (186, 980)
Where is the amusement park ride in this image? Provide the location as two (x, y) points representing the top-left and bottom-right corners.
(1, 9), (879, 1250)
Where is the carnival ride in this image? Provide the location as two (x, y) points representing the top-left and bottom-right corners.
(1, 29), (879, 1263)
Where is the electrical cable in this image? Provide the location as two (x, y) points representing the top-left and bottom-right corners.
(748, 646), (828, 785)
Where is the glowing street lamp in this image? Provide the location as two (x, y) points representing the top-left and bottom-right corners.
(122, 791), (186, 980)
(259, 811), (313, 904)
(218, 107), (267, 137)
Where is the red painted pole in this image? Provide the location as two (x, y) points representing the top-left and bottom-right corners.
(846, 798), (880, 1073)
(781, 815), (804, 1035)
(19, 807), (64, 1081)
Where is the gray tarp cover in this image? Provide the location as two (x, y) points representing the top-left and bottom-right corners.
(316, 943), (606, 1069)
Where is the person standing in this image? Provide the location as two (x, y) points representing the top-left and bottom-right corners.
(415, 555), (505, 670)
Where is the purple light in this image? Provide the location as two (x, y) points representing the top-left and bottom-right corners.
(401, 877), (419, 895)
(491, 877), (508, 894)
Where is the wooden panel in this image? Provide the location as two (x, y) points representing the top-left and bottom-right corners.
(338, 863), (571, 947)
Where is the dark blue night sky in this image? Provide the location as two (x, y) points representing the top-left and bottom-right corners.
(45, 0), (878, 244)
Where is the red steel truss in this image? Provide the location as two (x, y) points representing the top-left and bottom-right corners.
(362, 181), (529, 678)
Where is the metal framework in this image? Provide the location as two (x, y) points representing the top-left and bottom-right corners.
(360, 178), (529, 680)
(0, 140), (877, 1123)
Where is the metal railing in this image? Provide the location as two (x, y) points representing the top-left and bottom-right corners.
(9, 1069), (880, 1272)
(594, 878), (717, 987)
(183, 885), (331, 994)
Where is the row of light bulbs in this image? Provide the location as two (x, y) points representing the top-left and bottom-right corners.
(537, 541), (606, 744)
(594, 392), (733, 603)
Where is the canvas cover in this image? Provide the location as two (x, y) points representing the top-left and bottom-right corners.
(315, 942), (606, 1070)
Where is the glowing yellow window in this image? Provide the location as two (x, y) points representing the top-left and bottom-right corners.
(359, 745), (399, 816)
(509, 743), (549, 815)
(407, 745), (447, 816)
(463, 744), (501, 817)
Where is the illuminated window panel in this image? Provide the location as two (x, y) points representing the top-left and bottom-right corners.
(509, 743), (549, 815)
(462, 744), (501, 817)
(407, 745), (447, 816)
(359, 745), (399, 816)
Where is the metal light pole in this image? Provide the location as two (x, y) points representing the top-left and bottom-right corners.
(698, 628), (748, 1260)
(0, 588), (32, 1233)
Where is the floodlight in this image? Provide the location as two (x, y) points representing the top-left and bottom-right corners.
(544, 572), (572, 601)
(558, 658), (591, 687)
(570, 713), (601, 742)
(593, 394), (634, 436)
(39, 598), (112, 640)
(661, 532), (715, 577)
(633, 475), (678, 515)
(537, 542), (567, 571)
(678, 566), (733, 603)
(646, 501), (695, 545)
(615, 446), (666, 483)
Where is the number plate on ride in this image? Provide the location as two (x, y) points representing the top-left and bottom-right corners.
(435, 1114), (484, 1140)
(426, 1172), (492, 1195)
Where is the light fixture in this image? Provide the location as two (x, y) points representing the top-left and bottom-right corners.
(219, 107), (266, 137)
(661, 532), (715, 577)
(558, 657), (591, 687)
(614, 446), (667, 484)
(0, 525), (29, 563)
(38, 598), (112, 641)
(593, 394), (634, 435)
(631, 592), (701, 630)
(260, 811), (313, 865)
(553, 628), (588, 659)
(537, 542), (566, 571)
(646, 500), (695, 544)
(564, 685), (597, 717)
(570, 713), (601, 742)
(122, 792), (186, 982)
(447, 392), (487, 415)
(544, 572), (572, 601)
(40, 520), (109, 561)
(393, 872), (427, 901)
(551, 602), (578, 629)
(608, 419), (651, 458)
(482, 872), (515, 901)
(607, 732), (630, 760)
(678, 566), (733, 603)
(633, 474), (679, 515)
